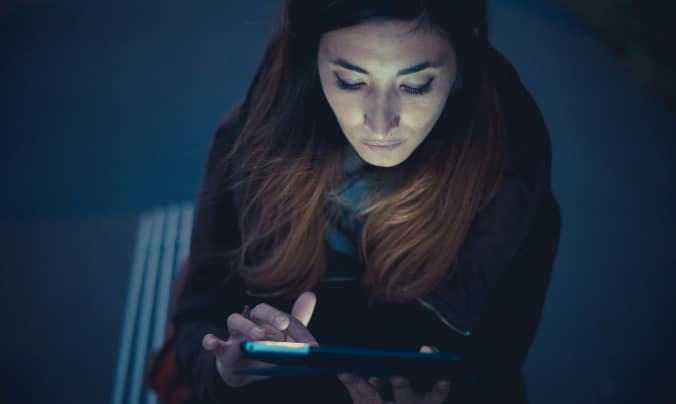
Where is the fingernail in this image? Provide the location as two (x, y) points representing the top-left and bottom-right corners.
(251, 327), (263, 338)
(438, 381), (451, 390)
(275, 316), (286, 328)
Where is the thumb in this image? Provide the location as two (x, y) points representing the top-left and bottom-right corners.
(290, 291), (316, 326)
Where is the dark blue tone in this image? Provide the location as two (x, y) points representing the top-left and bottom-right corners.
(1, 0), (674, 403)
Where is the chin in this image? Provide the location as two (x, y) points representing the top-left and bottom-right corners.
(360, 155), (405, 168)
(354, 144), (408, 168)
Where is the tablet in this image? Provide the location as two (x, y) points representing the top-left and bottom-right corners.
(237, 340), (465, 379)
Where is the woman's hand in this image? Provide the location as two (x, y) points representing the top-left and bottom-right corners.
(201, 291), (318, 387)
(338, 346), (451, 404)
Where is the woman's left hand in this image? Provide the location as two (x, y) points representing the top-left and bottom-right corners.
(337, 346), (451, 404)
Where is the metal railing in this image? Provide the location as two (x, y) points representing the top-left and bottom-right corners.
(111, 203), (194, 404)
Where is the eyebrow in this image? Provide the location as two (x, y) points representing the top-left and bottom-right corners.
(331, 58), (442, 76)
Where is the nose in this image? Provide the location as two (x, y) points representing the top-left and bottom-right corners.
(364, 94), (400, 136)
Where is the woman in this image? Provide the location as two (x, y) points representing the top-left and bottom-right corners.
(172, 0), (561, 403)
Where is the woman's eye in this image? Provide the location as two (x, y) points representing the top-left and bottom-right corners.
(401, 78), (434, 95)
(334, 74), (434, 96)
(335, 77), (364, 91)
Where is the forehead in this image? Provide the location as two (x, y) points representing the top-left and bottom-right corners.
(318, 19), (451, 67)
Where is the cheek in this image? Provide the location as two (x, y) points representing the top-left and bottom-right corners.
(323, 92), (363, 126)
(402, 98), (447, 132)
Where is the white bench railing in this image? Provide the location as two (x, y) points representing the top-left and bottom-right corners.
(111, 203), (194, 404)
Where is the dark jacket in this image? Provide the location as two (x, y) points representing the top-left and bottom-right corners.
(171, 48), (561, 404)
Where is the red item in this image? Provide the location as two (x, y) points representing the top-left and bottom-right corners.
(144, 257), (194, 404)
(241, 304), (251, 319)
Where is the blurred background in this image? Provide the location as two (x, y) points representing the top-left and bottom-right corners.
(1, 0), (674, 403)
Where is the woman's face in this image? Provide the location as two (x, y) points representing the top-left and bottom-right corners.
(317, 19), (458, 167)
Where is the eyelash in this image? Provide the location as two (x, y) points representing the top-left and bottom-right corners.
(335, 76), (434, 96)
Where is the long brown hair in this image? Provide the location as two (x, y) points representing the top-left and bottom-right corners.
(216, 0), (508, 302)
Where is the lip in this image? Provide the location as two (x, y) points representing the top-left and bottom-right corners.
(362, 140), (404, 152)
(362, 140), (403, 147)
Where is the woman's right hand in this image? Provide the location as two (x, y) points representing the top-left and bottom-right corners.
(201, 291), (318, 388)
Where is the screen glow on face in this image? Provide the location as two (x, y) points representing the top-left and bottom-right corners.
(317, 19), (458, 167)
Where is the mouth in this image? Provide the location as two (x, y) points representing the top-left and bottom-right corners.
(362, 140), (403, 147)
(361, 140), (404, 152)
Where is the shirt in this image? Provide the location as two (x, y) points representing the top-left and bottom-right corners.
(324, 143), (371, 260)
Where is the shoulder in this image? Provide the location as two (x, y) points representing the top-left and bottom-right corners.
(202, 101), (248, 182)
(193, 102), (250, 216)
(213, 101), (248, 148)
(491, 47), (552, 181)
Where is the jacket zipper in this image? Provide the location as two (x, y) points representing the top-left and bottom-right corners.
(416, 298), (472, 337)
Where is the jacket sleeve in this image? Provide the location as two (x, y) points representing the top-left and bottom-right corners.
(418, 50), (557, 340)
(171, 105), (252, 402)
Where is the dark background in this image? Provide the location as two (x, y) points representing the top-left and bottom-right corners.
(2, 0), (675, 403)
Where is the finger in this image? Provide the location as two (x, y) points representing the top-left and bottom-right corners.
(202, 334), (241, 369)
(216, 339), (245, 370)
(226, 313), (264, 339)
(419, 345), (440, 354)
(290, 291), (316, 326)
(202, 333), (227, 353)
(390, 376), (415, 404)
(337, 373), (360, 403)
(421, 380), (451, 404)
(284, 315), (318, 345)
(368, 376), (385, 394)
(249, 303), (290, 331)
(229, 312), (286, 341)
(206, 337), (272, 388)
(338, 373), (382, 404)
